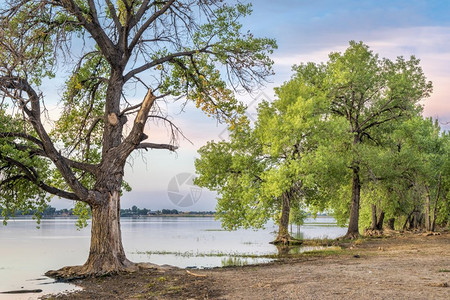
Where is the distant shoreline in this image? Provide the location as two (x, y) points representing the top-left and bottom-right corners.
(1, 214), (335, 221)
(0, 214), (217, 220)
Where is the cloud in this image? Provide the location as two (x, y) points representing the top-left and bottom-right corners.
(269, 26), (450, 125)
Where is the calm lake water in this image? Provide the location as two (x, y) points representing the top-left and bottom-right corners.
(0, 216), (346, 299)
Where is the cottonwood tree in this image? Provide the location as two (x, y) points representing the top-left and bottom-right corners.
(195, 64), (330, 245)
(0, 0), (275, 278)
(251, 42), (431, 238)
(320, 42), (431, 238)
(381, 117), (450, 232)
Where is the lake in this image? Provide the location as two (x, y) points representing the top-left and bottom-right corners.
(0, 216), (346, 299)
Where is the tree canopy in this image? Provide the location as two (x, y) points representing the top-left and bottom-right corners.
(196, 42), (447, 241)
(0, 0), (276, 277)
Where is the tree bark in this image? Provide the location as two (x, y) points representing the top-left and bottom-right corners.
(366, 204), (384, 236)
(276, 192), (291, 242)
(84, 191), (131, 274)
(386, 218), (395, 230)
(431, 174), (442, 232)
(271, 191), (301, 245)
(345, 164), (361, 239)
(370, 204), (378, 231)
(46, 191), (133, 279)
(376, 210), (385, 230)
(425, 187), (431, 231)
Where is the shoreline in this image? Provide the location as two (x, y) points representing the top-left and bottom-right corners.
(43, 231), (449, 299)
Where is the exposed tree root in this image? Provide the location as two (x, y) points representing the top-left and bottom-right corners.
(270, 234), (302, 246)
(45, 262), (164, 281)
(364, 229), (384, 237)
(0, 289), (43, 294)
(340, 232), (360, 240)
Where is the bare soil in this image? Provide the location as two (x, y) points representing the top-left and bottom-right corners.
(44, 232), (450, 299)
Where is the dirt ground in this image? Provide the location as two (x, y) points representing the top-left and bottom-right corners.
(44, 232), (449, 299)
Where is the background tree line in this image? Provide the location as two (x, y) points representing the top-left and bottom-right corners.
(0, 205), (217, 218)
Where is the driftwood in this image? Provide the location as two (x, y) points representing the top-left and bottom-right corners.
(1, 289), (43, 294)
(186, 270), (206, 277)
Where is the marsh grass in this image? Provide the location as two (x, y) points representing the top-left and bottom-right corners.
(221, 257), (250, 267)
(301, 237), (336, 246)
(300, 246), (344, 256)
(134, 242), (341, 261)
(134, 250), (278, 259)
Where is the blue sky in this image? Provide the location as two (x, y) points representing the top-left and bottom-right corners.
(49, 1), (450, 211)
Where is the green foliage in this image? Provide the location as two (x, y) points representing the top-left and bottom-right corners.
(195, 63), (331, 230)
(73, 202), (91, 229)
(289, 203), (307, 226)
(0, 1), (276, 230)
(295, 42), (432, 231)
(196, 41), (446, 234)
(0, 110), (51, 224)
(196, 121), (272, 229)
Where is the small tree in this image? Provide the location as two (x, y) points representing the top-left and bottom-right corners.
(289, 203), (307, 235)
(0, 0), (275, 278)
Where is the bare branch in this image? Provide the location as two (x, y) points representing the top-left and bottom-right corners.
(57, 0), (118, 65)
(148, 114), (192, 145)
(123, 48), (209, 82)
(128, 0), (177, 53)
(136, 142), (178, 152)
(105, 0), (122, 32)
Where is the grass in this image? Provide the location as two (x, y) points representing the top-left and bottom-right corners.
(301, 246), (345, 256)
(132, 236), (352, 266)
(134, 242), (345, 261)
(301, 237), (336, 246)
(302, 223), (341, 227)
(135, 249), (278, 259)
(438, 269), (450, 272)
(221, 257), (251, 267)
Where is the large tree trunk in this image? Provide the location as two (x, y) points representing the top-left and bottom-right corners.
(271, 191), (301, 245)
(376, 210), (385, 230)
(345, 164), (360, 239)
(366, 204), (384, 236)
(277, 193), (290, 239)
(84, 191), (131, 274)
(46, 191), (133, 279)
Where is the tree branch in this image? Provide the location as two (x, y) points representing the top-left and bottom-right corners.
(0, 75), (90, 200)
(58, 0), (118, 66)
(105, 0), (122, 32)
(123, 48), (208, 82)
(128, 0), (177, 53)
(114, 89), (156, 161)
(136, 142), (178, 152)
(360, 112), (403, 133)
(0, 132), (43, 147)
(0, 154), (80, 201)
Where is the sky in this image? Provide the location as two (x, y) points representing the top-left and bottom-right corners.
(49, 0), (450, 211)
